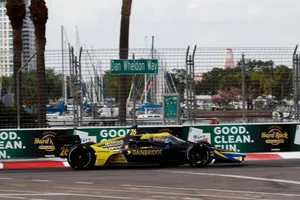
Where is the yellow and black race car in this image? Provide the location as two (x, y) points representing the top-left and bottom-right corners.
(52, 125), (246, 170)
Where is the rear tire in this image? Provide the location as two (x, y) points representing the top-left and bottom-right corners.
(186, 144), (213, 167)
(67, 144), (95, 170)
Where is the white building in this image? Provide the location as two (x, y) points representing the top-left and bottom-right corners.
(0, 0), (36, 77)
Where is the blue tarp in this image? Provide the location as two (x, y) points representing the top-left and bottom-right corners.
(46, 101), (65, 113)
(136, 103), (162, 111)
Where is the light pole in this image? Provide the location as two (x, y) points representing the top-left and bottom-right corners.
(17, 53), (37, 129)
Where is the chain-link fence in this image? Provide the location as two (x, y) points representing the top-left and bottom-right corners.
(0, 46), (299, 128)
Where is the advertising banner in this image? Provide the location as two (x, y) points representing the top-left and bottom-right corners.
(3, 123), (300, 159)
(184, 123), (300, 153)
(0, 129), (70, 159)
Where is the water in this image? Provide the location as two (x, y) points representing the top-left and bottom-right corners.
(218, 117), (296, 124)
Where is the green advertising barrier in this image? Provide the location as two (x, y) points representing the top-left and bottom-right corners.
(0, 128), (71, 159)
(183, 123), (300, 153)
(2, 122), (300, 159)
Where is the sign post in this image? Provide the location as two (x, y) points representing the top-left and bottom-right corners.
(163, 93), (180, 125)
(110, 58), (159, 125)
(110, 59), (158, 75)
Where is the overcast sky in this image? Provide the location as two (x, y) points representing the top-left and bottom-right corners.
(44, 0), (300, 50)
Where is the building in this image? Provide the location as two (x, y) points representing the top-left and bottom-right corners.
(224, 48), (235, 69)
(194, 73), (204, 83)
(0, 0), (36, 77)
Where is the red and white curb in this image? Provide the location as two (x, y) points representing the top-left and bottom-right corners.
(0, 158), (69, 169)
(1, 152), (300, 169)
(245, 152), (300, 160)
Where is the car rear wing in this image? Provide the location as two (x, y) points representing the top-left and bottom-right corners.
(52, 135), (81, 158)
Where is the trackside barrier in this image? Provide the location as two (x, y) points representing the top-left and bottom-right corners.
(1, 123), (300, 159)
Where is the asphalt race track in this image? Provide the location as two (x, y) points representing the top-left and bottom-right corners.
(1, 160), (300, 200)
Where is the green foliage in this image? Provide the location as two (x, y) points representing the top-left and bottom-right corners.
(1, 76), (13, 90)
(103, 70), (119, 102)
(169, 69), (186, 101)
(168, 59), (292, 110)
(0, 102), (37, 128)
(1, 68), (64, 107)
(102, 70), (145, 103)
(194, 59), (292, 103)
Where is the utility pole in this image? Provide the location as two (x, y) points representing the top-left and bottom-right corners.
(242, 54), (246, 123)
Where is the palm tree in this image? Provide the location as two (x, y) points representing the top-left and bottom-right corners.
(6, 0), (26, 108)
(29, 0), (48, 127)
(118, 0), (133, 125)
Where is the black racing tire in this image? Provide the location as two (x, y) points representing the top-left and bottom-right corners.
(67, 144), (96, 170)
(186, 144), (213, 167)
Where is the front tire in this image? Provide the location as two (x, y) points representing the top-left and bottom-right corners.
(186, 144), (213, 167)
(67, 144), (95, 170)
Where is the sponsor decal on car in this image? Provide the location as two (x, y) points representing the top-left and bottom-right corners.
(129, 149), (163, 156)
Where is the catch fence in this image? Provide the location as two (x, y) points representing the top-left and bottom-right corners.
(0, 46), (299, 128)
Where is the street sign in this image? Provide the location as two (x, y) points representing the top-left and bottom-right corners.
(163, 93), (180, 124)
(110, 59), (158, 75)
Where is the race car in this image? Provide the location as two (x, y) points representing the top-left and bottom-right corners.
(52, 125), (246, 170)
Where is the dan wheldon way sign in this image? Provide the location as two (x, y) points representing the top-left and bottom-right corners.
(110, 59), (158, 74)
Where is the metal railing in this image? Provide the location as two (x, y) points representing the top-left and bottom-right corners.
(0, 46), (299, 128)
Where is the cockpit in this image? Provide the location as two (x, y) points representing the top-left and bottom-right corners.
(128, 133), (187, 148)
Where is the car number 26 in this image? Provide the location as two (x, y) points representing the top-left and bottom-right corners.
(60, 146), (69, 157)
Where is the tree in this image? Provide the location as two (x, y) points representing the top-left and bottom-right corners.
(118, 0), (133, 125)
(194, 59), (291, 109)
(236, 59), (275, 72)
(103, 70), (146, 103)
(195, 68), (225, 95)
(195, 67), (242, 95)
(236, 59), (280, 109)
(271, 65), (293, 100)
(170, 68), (186, 102)
(1, 69), (65, 107)
(29, 0), (48, 127)
(22, 69), (64, 107)
(211, 88), (240, 109)
(6, 0), (26, 108)
(103, 70), (119, 102)
(0, 101), (37, 128)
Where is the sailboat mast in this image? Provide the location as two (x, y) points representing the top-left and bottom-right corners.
(151, 36), (155, 104)
(144, 36), (148, 104)
(61, 25), (67, 104)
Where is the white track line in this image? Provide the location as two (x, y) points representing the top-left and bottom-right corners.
(56, 186), (270, 200)
(32, 179), (52, 182)
(74, 181), (94, 185)
(28, 199), (47, 200)
(0, 196), (26, 199)
(0, 193), (158, 200)
(120, 184), (300, 197)
(0, 177), (12, 180)
(0, 189), (41, 193)
(158, 170), (300, 185)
